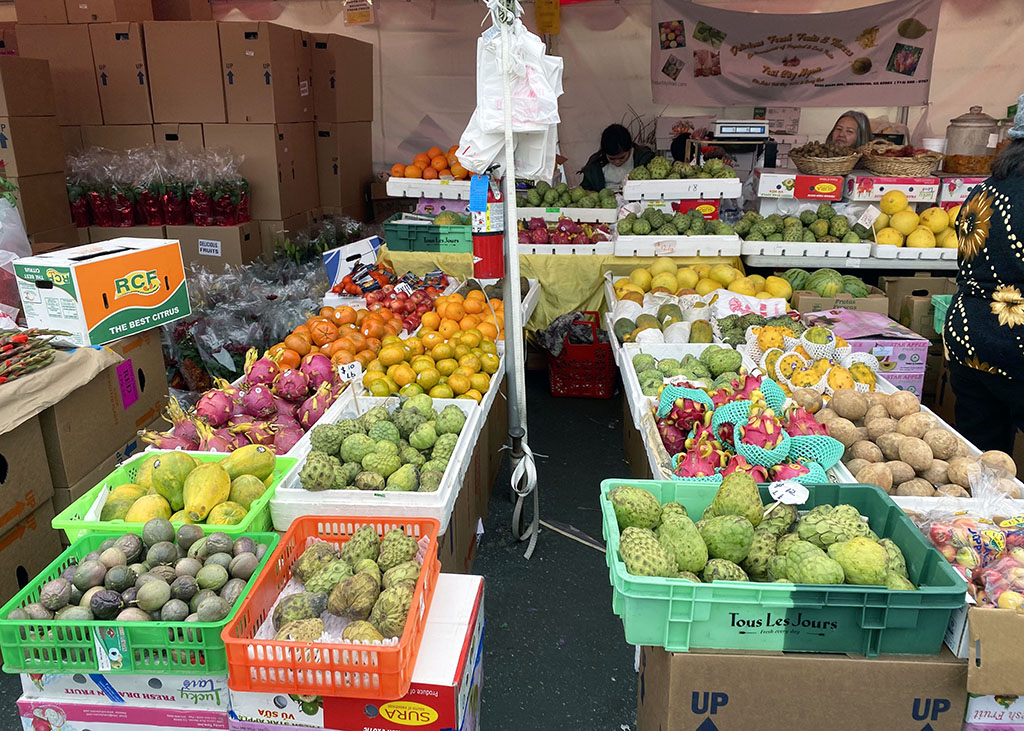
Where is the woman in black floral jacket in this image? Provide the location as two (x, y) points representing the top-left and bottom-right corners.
(944, 103), (1024, 454)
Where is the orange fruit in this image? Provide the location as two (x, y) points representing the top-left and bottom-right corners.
(381, 334), (403, 346)
(429, 384), (455, 399)
(369, 379), (392, 397)
(390, 163), (406, 177)
(460, 389), (483, 403)
(449, 145), (459, 155)
(378, 344), (406, 367)
(431, 156), (448, 172)
(436, 358), (458, 377)
(410, 356), (435, 373)
(356, 349), (377, 366)
(463, 298), (484, 315)
(459, 331), (481, 349)
(479, 340), (498, 355)
(404, 164), (423, 179)
(480, 352), (500, 374)
(446, 302), (466, 321)
(447, 372), (471, 395)
(421, 331), (444, 350)
(335, 306), (357, 325)
(404, 337), (425, 357)
(453, 345), (471, 361)
(421, 312), (441, 331)
(422, 167), (439, 180)
(459, 315), (479, 331)
(438, 319), (459, 340)
(478, 322), (498, 341)
(439, 169), (452, 178)
(384, 376), (399, 394)
(284, 333), (311, 357)
(399, 383), (424, 397)
(427, 146), (443, 159)
(362, 371), (386, 389)
(470, 372), (491, 393)
(416, 367), (441, 391)
(393, 364), (417, 387)
(431, 342), (454, 361)
(466, 289), (485, 300)
(451, 163), (468, 180)
(413, 153), (431, 168)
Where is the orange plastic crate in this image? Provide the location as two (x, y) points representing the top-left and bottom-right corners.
(221, 515), (440, 699)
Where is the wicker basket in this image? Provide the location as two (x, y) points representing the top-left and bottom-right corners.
(788, 150), (861, 176)
(859, 140), (943, 176)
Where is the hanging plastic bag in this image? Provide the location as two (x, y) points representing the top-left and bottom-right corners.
(0, 198), (31, 319)
(476, 22), (560, 132)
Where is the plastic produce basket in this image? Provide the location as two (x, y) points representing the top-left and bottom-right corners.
(52, 451), (299, 544)
(222, 515), (440, 699)
(600, 480), (966, 656)
(382, 214), (472, 253)
(548, 311), (616, 399)
(0, 530), (279, 675)
(932, 294), (952, 336)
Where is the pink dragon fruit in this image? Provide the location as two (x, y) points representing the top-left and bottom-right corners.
(228, 414), (255, 429)
(738, 405), (786, 449)
(195, 421), (232, 452)
(730, 373), (763, 402)
(274, 368), (310, 402)
(297, 381), (333, 429)
(718, 421), (735, 446)
(557, 218), (582, 235)
(274, 423), (305, 453)
(664, 397), (707, 436)
(707, 387), (735, 409)
(657, 420), (688, 456)
(273, 395), (299, 418)
(529, 227), (549, 245)
(195, 388), (234, 427)
(242, 384), (277, 419)
(214, 427), (250, 450)
(527, 217), (546, 231)
(770, 460), (811, 480)
(272, 411), (300, 429)
(232, 420), (277, 446)
(518, 230), (531, 245)
(574, 233), (592, 246)
(549, 231), (571, 245)
(300, 353), (335, 390)
(721, 454), (769, 483)
(163, 396), (199, 444)
(138, 429), (196, 450)
(212, 377), (244, 404)
(243, 348), (281, 389)
(784, 406), (829, 437)
(673, 442), (726, 479)
(684, 413), (722, 451)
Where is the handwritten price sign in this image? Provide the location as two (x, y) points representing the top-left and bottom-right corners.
(336, 361), (363, 383)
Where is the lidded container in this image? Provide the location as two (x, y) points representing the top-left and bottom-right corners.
(944, 106), (999, 174)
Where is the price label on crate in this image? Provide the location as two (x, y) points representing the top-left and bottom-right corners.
(653, 239), (677, 256)
(336, 361), (363, 383)
(856, 204), (882, 230)
(395, 281), (414, 295)
(768, 480), (809, 505)
(93, 627), (131, 672)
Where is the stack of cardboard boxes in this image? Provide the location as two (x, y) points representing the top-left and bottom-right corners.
(12, 0), (374, 265)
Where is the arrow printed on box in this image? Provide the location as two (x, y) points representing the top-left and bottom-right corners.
(137, 71), (144, 85)
(696, 719), (719, 731)
(332, 163), (338, 175)
(227, 70), (234, 84)
(264, 70), (272, 85)
(100, 72), (108, 86)
(330, 76), (336, 88)
(0, 134), (7, 150)
(0, 501), (23, 528)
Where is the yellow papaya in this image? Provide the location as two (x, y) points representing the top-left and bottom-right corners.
(108, 484), (145, 502)
(183, 463), (231, 522)
(134, 454), (160, 491)
(220, 444), (276, 481)
(101, 498), (135, 521)
(206, 501), (248, 526)
(229, 474), (268, 510)
(169, 510), (194, 524)
(124, 494), (172, 523)
(151, 452), (197, 511)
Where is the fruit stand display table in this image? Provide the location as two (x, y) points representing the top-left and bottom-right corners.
(743, 254), (959, 271)
(377, 245), (744, 330)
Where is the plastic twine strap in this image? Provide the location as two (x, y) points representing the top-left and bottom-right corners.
(657, 383), (714, 419)
(734, 431), (793, 468)
(786, 434), (845, 471)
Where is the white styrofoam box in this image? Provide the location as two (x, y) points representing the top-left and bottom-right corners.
(20, 672), (229, 711)
(386, 178), (471, 200)
(269, 397), (482, 534)
(520, 240), (614, 255)
(741, 240), (872, 258)
(871, 244), (958, 261)
(622, 178), (742, 201)
(614, 234), (742, 258)
(605, 310), (626, 369)
(843, 172), (940, 203)
(323, 277), (461, 312)
(518, 207), (618, 223)
(937, 175), (987, 204)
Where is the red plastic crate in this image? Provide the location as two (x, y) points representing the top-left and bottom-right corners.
(548, 311), (616, 398)
(221, 515), (440, 699)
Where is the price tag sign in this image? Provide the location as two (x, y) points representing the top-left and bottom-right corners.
(768, 480), (809, 505)
(654, 239), (677, 256)
(395, 282), (414, 295)
(856, 204), (882, 230)
(336, 361), (363, 383)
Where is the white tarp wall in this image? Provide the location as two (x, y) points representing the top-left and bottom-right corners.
(210, 0), (1024, 184)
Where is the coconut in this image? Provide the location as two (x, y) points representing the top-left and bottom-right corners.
(947, 457), (974, 489)
(936, 484), (970, 498)
(886, 391), (921, 419)
(791, 389), (823, 413)
(876, 432), (907, 461)
(828, 418), (860, 447)
(864, 405), (889, 424)
(845, 458), (871, 476)
(980, 450), (1017, 476)
(866, 418), (898, 441)
(923, 428), (959, 461)
(815, 408), (838, 425)
(895, 478), (936, 496)
(886, 461), (916, 485)
(831, 389), (868, 422)
(919, 459), (949, 486)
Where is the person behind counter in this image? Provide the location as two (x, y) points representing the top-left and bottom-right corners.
(580, 124), (654, 192)
(827, 110), (872, 149)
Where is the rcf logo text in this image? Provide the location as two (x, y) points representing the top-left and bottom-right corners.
(114, 270), (160, 298)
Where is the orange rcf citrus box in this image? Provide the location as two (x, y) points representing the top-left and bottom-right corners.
(14, 237), (190, 346)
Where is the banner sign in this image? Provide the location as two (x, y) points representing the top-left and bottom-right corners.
(651, 0), (940, 107)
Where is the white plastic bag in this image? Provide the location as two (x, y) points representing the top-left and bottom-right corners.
(476, 23), (560, 132)
(0, 198), (31, 320)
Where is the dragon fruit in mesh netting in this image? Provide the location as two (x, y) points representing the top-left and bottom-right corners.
(770, 460), (811, 480)
(658, 420), (687, 456)
(738, 404), (786, 449)
(529, 227), (549, 245)
(673, 442), (726, 479)
(662, 396), (707, 436)
(721, 454), (769, 482)
(784, 406), (829, 436)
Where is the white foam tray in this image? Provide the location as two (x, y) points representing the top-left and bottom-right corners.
(269, 396), (482, 534)
(520, 240), (614, 256)
(614, 234), (742, 258)
(622, 178), (742, 201)
(871, 244), (958, 261)
(741, 240), (872, 258)
(518, 207), (618, 223)
(385, 178), (471, 200)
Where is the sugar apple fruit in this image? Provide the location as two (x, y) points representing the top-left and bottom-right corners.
(368, 421), (401, 444)
(827, 537), (887, 586)
(369, 585), (414, 638)
(608, 485), (662, 531)
(655, 515), (708, 574)
(785, 540), (844, 584)
(702, 559), (749, 582)
(378, 529), (419, 573)
(340, 434), (376, 464)
(699, 515), (755, 563)
(358, 406), (391, 432)
(362, 451), (401, 478)
(431, 433), (459, 463)
(299, 452), (335, 492)
(309, 424), (345, 455)
(409, 423), (438, 451)
(710, 473), (764, 527)
(385, 464), (419, 492)
(435, 405), (466, 436)
(619, 527), (675, 577)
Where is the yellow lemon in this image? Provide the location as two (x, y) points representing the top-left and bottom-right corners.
(879, 190), (909, 215)
(650, 272), (679, 292)
(906, 226), (937, 248)
(889, 210), (920, 237)
(747, 274), (766, 293)
(695, 278), (720, 296)
(764, 276), (793, 299)
(936, 228), (959, 248)
(692, 263), (711, 279)
(727, 277), (757, 296)
(649, 259), (677, 277)
(709, 264), (739, 286)
(918, 206), (950, 234)
(874, 227), (904, 246)
(675, 267), (699, 290)
(629, 268), (653, 292)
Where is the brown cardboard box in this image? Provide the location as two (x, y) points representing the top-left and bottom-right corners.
(901, 295), (939, 341)
(0, 503), (62, 605)
(968, 607), (1024, 695)
(144, 21), (224, 123)
(311, 33), (373, 123)
(203, 122), (315, 220)
(637, 645), (967, 731)
(167, 223), (261, 268)
(28, 223), (80, 253)
(82, 123), (153, 149)
(16, 24), (101, 125)
(219, 22), (304, 124)
(791, 285), (889, 315)
(153, 122), (203, 148)
(39, 330), (168, 488)
(0, 26), (19, 57)
(152, 0), (213, 20)
(881, 274), (958, 320)
(257, 211), (310, 261)
(15, 0), (68, 24)
(0, 57), (57, 117)
(316, 121), (371, 210)
(930, 355), (957, 426)
(0, 116), (65, 176)
(89, 225), (165, 241)
(60, 125), (84, 155)
(77, 227), (90, 245)
(0, 417), (55, 543)
(369, 180), (413, 223)
(435, 442), (480, 574)
(10, 172), (72, 235)
(295, 31), (314, 122)
(65, 0), (153, 23)
(89, 23), (152, 125)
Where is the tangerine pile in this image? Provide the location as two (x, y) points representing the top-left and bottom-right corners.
(423, 290), (505, 342)
(390, 145), (468, 182)
(267, 305), (407, 370)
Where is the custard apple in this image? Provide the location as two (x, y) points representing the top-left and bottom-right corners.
(400, 446), (426, 467)
(785, 541), (844, 584)
(409, 423), (437, 451)
(339, 525), (380, 567)
(369, 585), (414, 638)
(327, 572), (380, 620)
(385, 464), (419, 492)
(299, 452), (335, 492)
(431, 433), (459, 462)
(619, 527), (675, 577)
(699, 515), (754, 564)
(827, 537), (887, 586)
(335, 419), (365, 440)
(608, 485), (662, 531)
(361, 451), (401, 478)
(305, 559), (353, 595)
(419, 469), (444, 492)
(354, 471), (386, 491)
(655, 515), (708, 574)
(878, 538), (908, 578)
(342, 620), (384, 642)
(382, 561), (420, 591)
(702, 559), (749, 582)
(710, 473), (764, 527)
(334, 462), (361, 489)
(378, 529), (419, 573)
(741, 529), (778, 580)
(393, 409), (426, 440)
(368, 421), (400, 444)
(309, 424), (345, 455)
(340, 434), (376, 464)
(435, 405), (466, 435)
(358, 406), (391, 432)
(886, 571), (916, 590)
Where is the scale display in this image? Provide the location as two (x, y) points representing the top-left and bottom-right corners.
(714, 120), (770, 139)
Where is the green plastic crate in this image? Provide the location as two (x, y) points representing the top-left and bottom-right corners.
(383, 214), (472, 253)
(933, 294), (953, 336)
(600, 480), (966, 656)
(0, 530), (279, 675)
(52, 451), (298, 544)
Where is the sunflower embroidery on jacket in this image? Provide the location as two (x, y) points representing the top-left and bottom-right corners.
(991, 284), (1024, 328)
(958, 188), (994, 261)
(964, 355), (999, 374)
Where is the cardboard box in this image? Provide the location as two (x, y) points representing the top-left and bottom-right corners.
(969, 607), (1024, 695)
(15, 24), (101, 126)
(881, 370), (926, 396)
(82, 123), (154, 150)
(153, 122), (203, 148)
(0, 416), (55, 543)
(311, 33), (373, 123)
(791, 285), (889, 315)
(0, 57), (57, 117)
(0, 25), (19, 57)
(144, 21), (225, 123)
(9, 172), (72, 235)
(0, 502), (62, 604)
(257, 211), (310, 262)
(50, 426), (151, 518)
(39, 330), (168, 487)
(203, 122), (315, 220)
(754, 168), (843, 200)
(880, 274), (958, 320)
(436, 431), (482, 574)
(315, 121), (371, 209)
(229, 574), (484, 731)
(14, 238), (189, 347)
(89, 22), (152, 125)
(844, 171), (941, 203)
(21, 670), (229, 711)
(636, 645), (967, 731)
(901, 295), (945, 341)
(167, 223), (261, 268)
(803, 309), (930, 373)
(219, 22), (304, 124)
(295, 30), (313, 122)
(18, 697), (226, 731)
(88, 225), (165, 241)
(0, 116), (64, 177)
(29, 223), (81, 254)
(14, 0), (67, 24)
(965, 693), (1024, 728)
(65, 0), (153, 23)
(152, 0), (213, 20)
(60, 125), (84, 156)
(938, 174), (987, 204)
